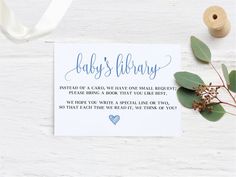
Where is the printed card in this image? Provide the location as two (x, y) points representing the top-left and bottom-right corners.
(54, 44), (181, 136)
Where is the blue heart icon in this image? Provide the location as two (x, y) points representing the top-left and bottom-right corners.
(109, 115), (120, 125)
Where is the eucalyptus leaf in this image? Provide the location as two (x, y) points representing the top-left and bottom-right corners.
(177, 87), (201, 108)
(221, 64), (230, 86)
(191, 36), (211, 63)
(229, 70), (236, 92)
(174, 71), (204, 90)
(200, 104), (225, 122)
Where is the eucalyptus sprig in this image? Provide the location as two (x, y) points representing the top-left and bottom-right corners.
(174, 36), (236, 121)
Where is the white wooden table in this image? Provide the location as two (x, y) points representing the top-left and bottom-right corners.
(0, 0), (235, 176)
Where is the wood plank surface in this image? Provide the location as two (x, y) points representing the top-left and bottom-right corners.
(0, 0), (235, 176)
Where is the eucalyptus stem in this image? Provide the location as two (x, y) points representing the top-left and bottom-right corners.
(214, 97), (236, 108)
(210, 63), (236, 105)
(224, 86), (236, 104)
(208, 85), (224, 87)
(218, 101), (236, 108)
(226, 111), (236, 116)
(210, 63), (225, 86)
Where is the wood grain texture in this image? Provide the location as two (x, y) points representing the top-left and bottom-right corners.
(0, 0), (235, 176)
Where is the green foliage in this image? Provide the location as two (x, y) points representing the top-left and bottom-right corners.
(200, 104), (225, 122)
(177, 87), (201, 108)
(229, 70), (236, 92)
(191, 36), (211, 63)
(221, 64), (230, 86)
(174, 72), (204, 90)
(174, 36), (236, 122)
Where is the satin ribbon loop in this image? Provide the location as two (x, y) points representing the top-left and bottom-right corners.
(0, 0), (72, 43)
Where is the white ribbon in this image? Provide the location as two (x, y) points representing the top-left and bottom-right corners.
(0, 0), (72, 43)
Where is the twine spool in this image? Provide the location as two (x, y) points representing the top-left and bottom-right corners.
(203, 6), (231, 38)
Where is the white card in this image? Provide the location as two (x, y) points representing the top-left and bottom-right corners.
(54, 44), (181, 136)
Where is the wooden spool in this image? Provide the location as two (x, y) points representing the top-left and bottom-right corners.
(203, 6), (231, 38)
